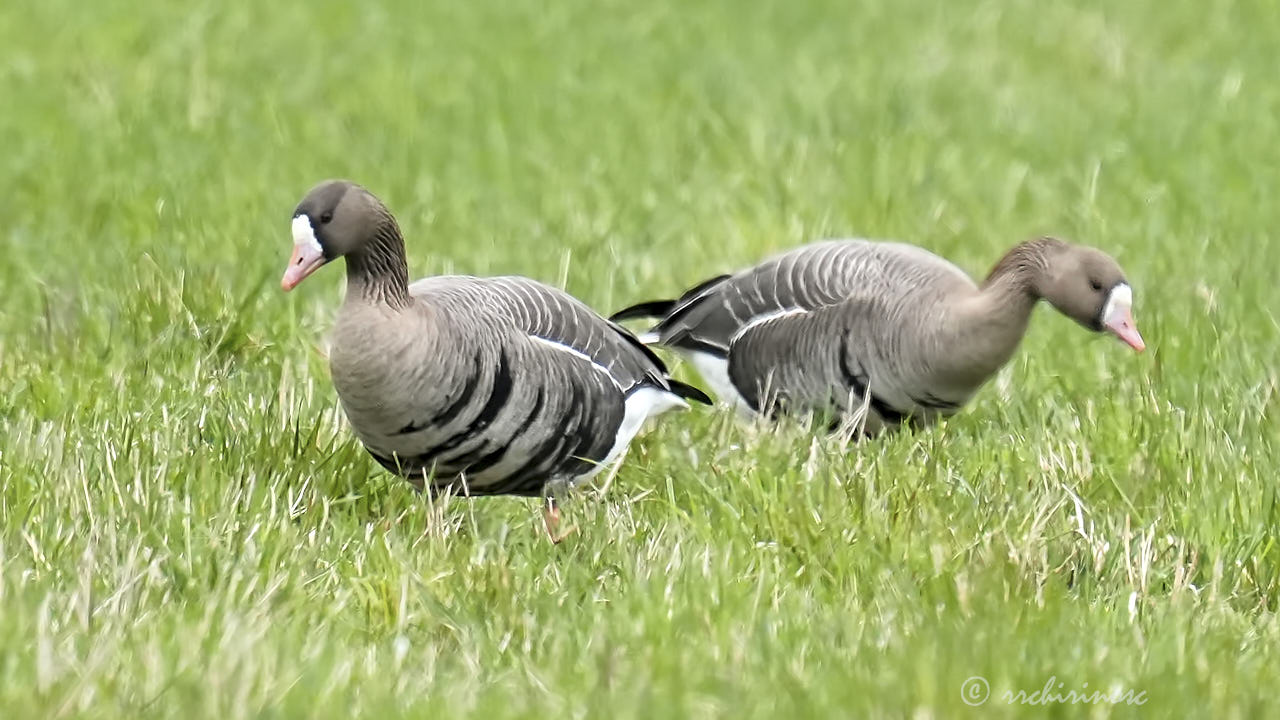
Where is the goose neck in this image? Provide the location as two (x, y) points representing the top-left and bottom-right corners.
(345, 219), (411, 308)
(930, 240), (1063, 385)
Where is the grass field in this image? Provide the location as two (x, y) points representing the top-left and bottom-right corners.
(3, 0), (1280, 716)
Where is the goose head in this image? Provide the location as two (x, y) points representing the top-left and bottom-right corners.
(281, 180), (390, 291)
(1037, 243), (1145, 352)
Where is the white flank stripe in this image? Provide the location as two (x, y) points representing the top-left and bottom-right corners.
(730, 307), (808, 342)
(528, 335), (621, 389)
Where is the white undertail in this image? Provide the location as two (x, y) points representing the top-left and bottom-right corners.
(580, 387), (687, 480)
(684, 351), (753, 415)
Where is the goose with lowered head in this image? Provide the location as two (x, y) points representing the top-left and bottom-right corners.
(611, 236), (1144, 434)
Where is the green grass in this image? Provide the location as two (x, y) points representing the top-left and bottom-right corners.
(3, 0), (1279, 716)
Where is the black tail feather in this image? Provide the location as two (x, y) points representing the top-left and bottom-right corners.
(673, 273), (733, 305)
(610, 273), (734, 325)
(667, 378), (713, 405)
(609, 299), (675, 323)
(608, 319), (672, 374)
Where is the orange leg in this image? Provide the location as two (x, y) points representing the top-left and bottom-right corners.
(542, 497), (576, 544)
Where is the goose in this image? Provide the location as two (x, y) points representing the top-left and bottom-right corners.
(280, 180), (711, 540)
(610, 237), (1145, 434)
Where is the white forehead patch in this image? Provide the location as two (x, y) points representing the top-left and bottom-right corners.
(1102, 283), (1133, 322)
(291, 215), (322, 253)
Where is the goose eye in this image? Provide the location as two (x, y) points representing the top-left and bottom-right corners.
(1089, 280), (1103, 292)
(319, 211), (334, 225)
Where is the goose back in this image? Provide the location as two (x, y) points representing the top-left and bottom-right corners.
(331, 275), (698, 496)
(626, 240), (981, 428)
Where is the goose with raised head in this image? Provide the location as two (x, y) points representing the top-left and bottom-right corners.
(281, 180), (711, 540)
(610, 237), (1144, 434)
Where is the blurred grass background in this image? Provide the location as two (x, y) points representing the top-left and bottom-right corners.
(2, 0), (1279, 716)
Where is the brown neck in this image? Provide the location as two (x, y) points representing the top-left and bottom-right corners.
(344, 213), (410, 308)
(980, 236), (1064, 300)
(937, 238), (1065, 385)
